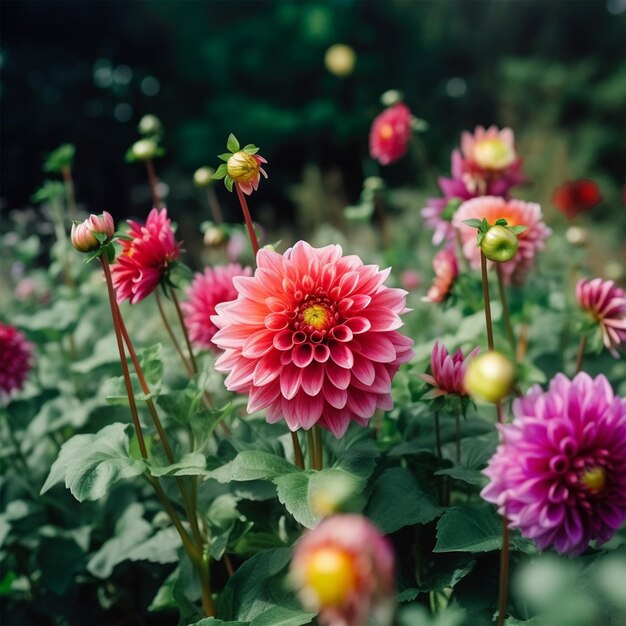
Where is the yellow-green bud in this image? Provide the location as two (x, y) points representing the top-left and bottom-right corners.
(226, 151), (261, 184)
(203, 225), (226, 247)
(464, 351), (516, 403)
(324, 44), (356, 77)
(194, 166), (215, 188)
(480, 225), (519, 263)
(131, 138), (158, 161)
(137, 114), (162, 137)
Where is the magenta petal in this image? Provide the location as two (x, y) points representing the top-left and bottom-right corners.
(301, 361), (324, 396)
(280, 365), (302, 400)
(329, 342), (354, 369)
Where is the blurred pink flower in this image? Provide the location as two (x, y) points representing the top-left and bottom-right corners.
(290, 514), (395, 626)
(576, 278), (626, 357)
(482, 372), (626, 556)
(0, 323), (33, 398)
(453, 196), (551, 285)
(421, 248), (458, 304)
(400, 269), (421, 291)
(420, 341), (479, 399)
(111, 208), (181, 304)
(369, 103), (412, 166)
(182, 264), (252, 351)
(211, 241), (413, 437)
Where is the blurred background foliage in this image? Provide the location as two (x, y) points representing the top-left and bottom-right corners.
(1, 0), (624, 249)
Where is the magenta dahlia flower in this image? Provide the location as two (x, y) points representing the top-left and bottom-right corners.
(181, 264), (252, 351)
(0, 323), (33, 398)
(576, 278), (626, 357)
(369, 103), (412, 166)
(290, 514), (395, 626)
(420, 341), (479, 399)
(421, 248), (458, 304)
(111, 208), (181, 304)
(482, 372), (626, 556)
(453, 196), (551, 285)
(211, 241), (413, 437)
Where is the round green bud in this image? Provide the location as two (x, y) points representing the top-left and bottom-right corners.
(480, 225), (519, 263)
(131, 138), (158, 161)
(464, 351), (516, 404)
(137, 114), (163, 137)
(194, 166), (215, 188)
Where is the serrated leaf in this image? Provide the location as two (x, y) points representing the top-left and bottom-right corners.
(226, 134), (240, 153)
(275, 471), (317, 528)
(206, 450), (298, 483)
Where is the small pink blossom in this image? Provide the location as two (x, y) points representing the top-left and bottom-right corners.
(369, 103), (412, 166)
(111, 208), (181, 304)
(211, 241), (413, 437)
(482, 373), (626, 556)
(420, 341), (480, 399)
(576, 278), (626, 357)
(181, 264), (252, 351)
(453, 196), (551, 285)
(71, 211), (115, 252)
(0, 323), (33, 399)
(421, 249), (458, 304)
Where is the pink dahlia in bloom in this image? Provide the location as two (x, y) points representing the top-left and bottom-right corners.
(290, 514), (395, 626)
(369, 103), (412, 166)
(211, 241), (413, 437)
(576, 278), (626, 357)
(420, 341), (479, 399)
(111, 208), (181, 304)
(181, 264), (252, 351)
(482, 373), (626, 556)
(421, 248), (458, 304)
(0, 323), (33, 398)
(453, 196), (551, 285)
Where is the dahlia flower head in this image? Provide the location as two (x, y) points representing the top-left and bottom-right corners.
(181, 264), (252, 351)
(213, 135), (268, 195)
(576, 277), (626, 357)
(421, 248), (458, 304)
(111, 208), (181, 304)
(421, 126), (526, 246)
(0, 323), (33, 399)
(421, 341), (480, 400)
(369, 103), (412, 166)
(481, 372), (626, 556)
(453, 196), (551, 285)
(290, 514), (395, 626)
(211, 241), (414, 437)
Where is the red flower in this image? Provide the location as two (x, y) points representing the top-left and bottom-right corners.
(369, 103), (412, 166)
(111, 208), (181, 304)
(0, 323), (33, 398)
(552, 179), (602, 219)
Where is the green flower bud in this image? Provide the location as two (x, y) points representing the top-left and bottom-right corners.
(480, 225), (519, 263)
(464, 351), (516, 403)
(131, 138), (158, 161)
(138, 114), (163, 137)
(194, 166), (215, 188)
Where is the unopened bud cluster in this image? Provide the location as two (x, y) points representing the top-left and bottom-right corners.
(71, 212), (115, 253)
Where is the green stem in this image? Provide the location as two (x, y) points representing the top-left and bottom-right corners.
(169, 285), (199, 375)
(61, 166), (77, 218)
(497, 519), (511, 626)
(313, 425), (324, 471)
(207, 187), (224, 224)
(496, 264), (516, 354)
(455, 408), (461, 464)
(480, 250), (495, 351)
(235, 183), (260, 257)
(155, 290), (194, 376)
(306, 429), (316, 470)
(434, 411), (442, 460)
(574, 335), (586, 375)
(291, 432), (305, 470)
(145, 158), (162, 209)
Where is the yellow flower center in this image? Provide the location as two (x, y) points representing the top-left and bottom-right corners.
(305, 547), (356, 607)
(580, 466), (606, 493)
(473, 138), (515, 170)
(379, 123), (394, 140)
(226, 151), (259, 183)
(302, 303), (331, 330)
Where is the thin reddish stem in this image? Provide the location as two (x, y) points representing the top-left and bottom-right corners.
(574, 335), (586, 375)
(155, 290), (194, 376)
(291, 432), (304, 470)
(480, 250), (495, 351)
(169, 285), (199, 375)
(235, 183), (260, 257)
(145, 159), (161, 209)
(207, 187), (224, 224)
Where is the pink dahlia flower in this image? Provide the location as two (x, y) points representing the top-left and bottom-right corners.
(0, 323), (33, 398)
(576, 278), (626, 357)
(453, 196), (551, 285)
(290, 514), (395, 626)
(211, 241), (413, 437)
(369, 103), (412, 166)
(420, 341), (480, 399)
(111, 208), (181, 304)
(482, 372), (626, 556)
(421, 248), (458, 304)
(181, 264), (252, 351)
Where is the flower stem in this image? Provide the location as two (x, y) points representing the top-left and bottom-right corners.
(169, 285), (199, 375)
(291, 432), (304, 470)
(61, 166), (77, 218)
(455, 408), (461, 464)
(497, 520), (511, 626)
(207, 187), (224, 224)
(313, 425), (324, 471)
(480, 250), (495, 351)
(306, 429), (316, 470)
(145, 159), (162, 209)
(155, 290), (195, 376)
(574, 335), (586, 375)
(235, 183), (260, 257)
(434, 411), (443, 460)
(100, 256), (148, 459)
(496, 265), (516, 354)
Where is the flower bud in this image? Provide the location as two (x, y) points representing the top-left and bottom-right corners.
(131, 138), (158, 161)
(226, 151), (262, 184)
(480, 225), (519, 263)
(324, 44), (356, 77)
(203, 224), (227, 247)
(194, 166), (215, 188)
(71, 212), (115, 253)
(464, 351), (516, 403)
(137, 114), (162, 137)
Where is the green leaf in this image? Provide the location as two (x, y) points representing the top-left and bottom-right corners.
(139, 343), (164, 387)
(226, 133), (240, 153)
(435, 466), (486, 486)
(275, 471), (317, 528)
(225, 176), (234, 192)
(462, 218), (483, 229)
(212, 164), (228, 179)
(441, 198), (463, 221)
(435, 506), (505, 553)
(495, 218), (508, 226)
(188, 620), (249, 626)
(149, 452), (208, 477)
(43, 143), (75, 172)
(41, 423), (145, 502)
(206, 450), (298, 483)
(242, 144), (260, 155)
(104, 372), (153, 405)
(365, 467), (443, 533)
(14, 299), (81, 333)
(127, 527), (182, 564)
(510, 225), (528, 235)
(31, 180), (65, 203)
(218, 152), (233, 162)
